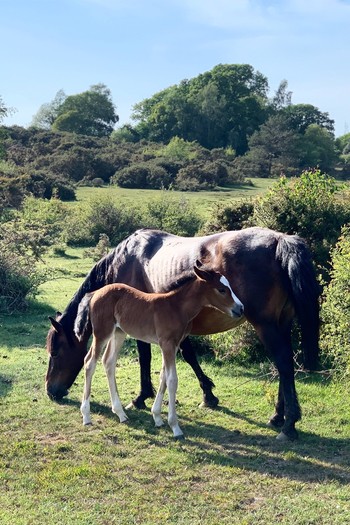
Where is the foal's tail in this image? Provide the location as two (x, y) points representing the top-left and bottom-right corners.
(74, 292), (94, 342)
(276, 235), (320, 370)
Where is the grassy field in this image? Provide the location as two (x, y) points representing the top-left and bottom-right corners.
(0, 247), (350, 525)
(74, 178), (274, 221)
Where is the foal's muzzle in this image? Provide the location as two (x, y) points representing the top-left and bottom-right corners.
(232, 304), (244, 318)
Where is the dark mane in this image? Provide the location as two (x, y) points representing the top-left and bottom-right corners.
(165, 272), (196, 292)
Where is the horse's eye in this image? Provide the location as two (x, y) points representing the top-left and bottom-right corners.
(218, 288), (227, 295)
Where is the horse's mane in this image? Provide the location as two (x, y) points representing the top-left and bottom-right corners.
(164, 271), (196, 292)
(59, 244), (123, 328)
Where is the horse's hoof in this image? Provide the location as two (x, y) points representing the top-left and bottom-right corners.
(199, 396), (219, 409)
(83, 421), (92, 426)
(267, 416), (285, 430)
(126, 398), (147, 410)
(174, 434), (185, 440)
(276, 430), (298, 441)
(120, 417), (129, 424)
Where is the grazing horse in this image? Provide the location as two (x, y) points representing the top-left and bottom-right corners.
(46, 227), (320, 441)
(73, 264), (244, 438)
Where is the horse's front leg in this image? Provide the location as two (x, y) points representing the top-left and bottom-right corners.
(180, 337), (219, 408)
(102, 330), (128, 423)
(130, 340), (156, 409)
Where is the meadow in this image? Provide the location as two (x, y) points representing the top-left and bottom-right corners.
(0, 183), (349, 525)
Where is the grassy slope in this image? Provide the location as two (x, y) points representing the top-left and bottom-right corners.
(1, 186), (350, 524)
(74, 178), (274, 221)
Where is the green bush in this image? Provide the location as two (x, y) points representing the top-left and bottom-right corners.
(66, 195), (143, 246)
(144, 190), (202, 236)
(201, 200), (254, 234)
(112, 162), (172, 189)
(320, 226), (350, 377)
(251, 170), (350, 275)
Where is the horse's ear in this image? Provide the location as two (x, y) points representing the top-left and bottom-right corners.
(56, 311), (62, 318)
(49, 316), (63, 334)
(194, 264), (212, 282)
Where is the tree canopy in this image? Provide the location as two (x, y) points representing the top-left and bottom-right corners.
(132, 64), (270, 154)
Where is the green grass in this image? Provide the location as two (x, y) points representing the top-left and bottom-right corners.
(1, 241), (350, 524)
(74, 178), (274, 220)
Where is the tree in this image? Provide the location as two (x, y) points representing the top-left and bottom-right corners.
(283, 103), (335, 134)
(30, 90), (66, 129)
(52, 84), (119, 137)
(235, 114), (300, 177)
(271, 79), (292, 110)
(132, 64), (269, 153)
(299, 124), (337, 172)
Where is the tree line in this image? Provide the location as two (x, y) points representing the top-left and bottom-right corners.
(1, 64), (350, 206)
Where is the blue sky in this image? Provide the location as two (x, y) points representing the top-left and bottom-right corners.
(1, 0), (350, 136)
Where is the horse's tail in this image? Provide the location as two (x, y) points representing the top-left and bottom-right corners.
(74, 292), (95, 342)
(276, 235), (320, 370)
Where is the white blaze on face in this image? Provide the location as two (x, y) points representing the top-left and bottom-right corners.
(219, 275), (244, 309)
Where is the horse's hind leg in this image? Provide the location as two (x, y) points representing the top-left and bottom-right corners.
(180, 337), (219, 408)
(131, 340), (156, 409)
(102, 330), (128, 423)
(257, 323), (301, 440)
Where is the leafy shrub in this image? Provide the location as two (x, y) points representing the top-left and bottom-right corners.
(174, 162), (219, 191)
(144, 190), (202, 236)
(112, 162), (172, 189)
(251, 170), (350, 275)
(66, 195), (143, 246)
(201, 200), (254, 234)
(320, 227), (350, 377)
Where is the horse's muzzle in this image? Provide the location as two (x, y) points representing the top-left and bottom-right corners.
(46, 384), (69, 401)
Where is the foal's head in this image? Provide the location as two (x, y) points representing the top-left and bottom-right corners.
(193, 264), (244, 319)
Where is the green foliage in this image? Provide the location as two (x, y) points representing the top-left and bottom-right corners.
(157, 136), (198, 162)
(112, 161), (173, 189)
(252, 170), (350, 273)
(299, 124), (337, 172)
(144, 190), (202, 236)
(52, 84), (118, 137)
(132, 64), (269, 153)
(66, 195), (143, 246)
(321, 227), (350, 376)
(202, 199), (254, 234)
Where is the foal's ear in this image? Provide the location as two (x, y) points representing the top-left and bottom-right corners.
(194, 264), (212, 282)
(48, 316), (63, 334)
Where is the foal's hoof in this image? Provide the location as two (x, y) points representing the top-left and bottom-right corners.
(174, 434), (185, 441)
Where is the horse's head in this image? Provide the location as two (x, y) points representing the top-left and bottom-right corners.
(194, 263), (244, 319)
(45, 314), (87, 401)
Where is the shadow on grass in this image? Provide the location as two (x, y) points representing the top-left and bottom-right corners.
(0, 374), (13, 397)
(57, 395), (350, 486)
(0, 299), (55, 351)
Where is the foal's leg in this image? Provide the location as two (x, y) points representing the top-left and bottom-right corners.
(180, 337), (219, 408)
(81, 337), (103, 425)
(151, 361), (167, 428)
(102, 330), (128, 423)
(153, 343), (183, 439)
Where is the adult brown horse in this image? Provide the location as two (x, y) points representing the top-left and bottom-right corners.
(46, 227), (320, 441)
